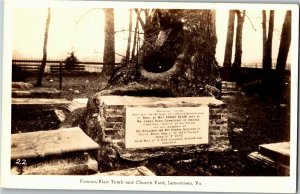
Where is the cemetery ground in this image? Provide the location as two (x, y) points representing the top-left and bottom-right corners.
(13, 73), (290, 176)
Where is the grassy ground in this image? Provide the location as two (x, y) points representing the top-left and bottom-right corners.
(14, 74), (291, 176)
(145, 92), (290, 176)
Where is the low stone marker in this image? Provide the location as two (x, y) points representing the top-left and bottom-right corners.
(221, 81), (240, 95)
(11, 89), (31, 98)
(12, 82), (61, 98)
(11, 153), (98, 175)
(11, 127), (99, 175)
(84, 95), (231, 170)
(259, 142), (290, 165)
(12, 98), (85, 112)
(248, 142), (290, 176)
(12, 82), (34, 90)
(93, 166), (156, 176)
(28, 87), (61, 98)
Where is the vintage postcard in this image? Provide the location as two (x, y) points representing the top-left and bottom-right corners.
(0, 0), (298, 193)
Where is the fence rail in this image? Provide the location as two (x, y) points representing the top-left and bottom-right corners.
(12, 59), (120, 73)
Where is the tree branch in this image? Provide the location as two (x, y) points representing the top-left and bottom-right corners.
(134, 9), (145, 31)
(245, 14), (257, 31)
(75, 8), (99, 26)
(114, 29), (144, 34)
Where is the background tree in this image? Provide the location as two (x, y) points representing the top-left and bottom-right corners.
(35, 8), (51, 87)
(276, 10), (291, 74)
(101, 8), (115, 76)
(223, 10), (235, 68)
(125, 9), (133, 62)
(232, 10), (246, 69)
(262, 10), (275, 70)
(131, 16), (139, 59)
(134, 9), (145, 31)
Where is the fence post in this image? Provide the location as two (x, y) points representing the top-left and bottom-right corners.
(59, 61), (62, 90)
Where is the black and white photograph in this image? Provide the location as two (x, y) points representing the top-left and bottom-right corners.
(0, 0), (298, 193)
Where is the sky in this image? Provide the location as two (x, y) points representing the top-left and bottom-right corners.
(12, 8), (290, 68)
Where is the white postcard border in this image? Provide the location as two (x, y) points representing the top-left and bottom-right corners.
(1, 0), (298, 193)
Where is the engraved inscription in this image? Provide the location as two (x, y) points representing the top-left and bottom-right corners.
(125, 107), (209, 148)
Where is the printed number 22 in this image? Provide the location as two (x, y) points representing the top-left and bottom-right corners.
(15, 159), (27, 165)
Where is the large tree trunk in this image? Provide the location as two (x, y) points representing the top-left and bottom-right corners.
(35, 8), (51, 87)
(232, 10), (245, 69)
(223, 10), (235, 68)
(276, 10), (291, 73)
(107, 9), (221, 98)
(125, 9), (133, 62)
(101, 8), (115, 76)
(263, 10), (275, 70)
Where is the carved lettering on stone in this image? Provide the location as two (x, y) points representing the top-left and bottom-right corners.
(125, 107), (209, 148)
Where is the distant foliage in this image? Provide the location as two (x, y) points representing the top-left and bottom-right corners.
(65, 52), (79, 70)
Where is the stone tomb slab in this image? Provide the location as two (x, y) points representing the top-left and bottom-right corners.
(12, 153), (98, 175)
(248, 151), (289, 176)
(259, 142), (290, 165)
(12, 98), (86, 112)
(12, 82), (34, 90)
(11, 127), (99, 160)
(29, 87), (61, 98)
(12, 82), (61, 98)
(93, 166), (156, 176)
(87, 95), (230, 161)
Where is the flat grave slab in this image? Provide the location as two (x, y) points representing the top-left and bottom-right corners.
(29, 87), (61, 98)
(221, 81), (240, 95)
(12, 88), (61, 98)
(259, 142), (290, 165)
(97, 95), (224, 106)
(94, 166), (156, 176)
(11, 90), (31, 98)
(12, 82), (61, 98)
(11, 127), (99, 160)
(12, 153), (98, 175)
(12, 82), (34, 90)
(248, 151), (289, 176)
(12, 98), (86, 112)
(73, 98), (88, 105)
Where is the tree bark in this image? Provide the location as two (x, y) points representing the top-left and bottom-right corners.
(263, 10), (275, 70)
(143, 9), (150, 24)
(276, 10), (291, 73)
(134, 9), (145, 31)
(102, 8), (115, 76)
(131, 15), (139, 59)
(232, 10), (245, 69)
(125, 9), (133, 62)
(35, 8), (51, 87)
(223, 10), (235, 68)
(262, 10), (267, 69)
(108, 9), (221, 98)
(266, 11), (274, 69)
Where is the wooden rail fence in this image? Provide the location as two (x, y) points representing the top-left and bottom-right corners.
(12, 59), (119, 73)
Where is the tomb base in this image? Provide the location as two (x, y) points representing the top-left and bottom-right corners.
(84, 95), (231, 171)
